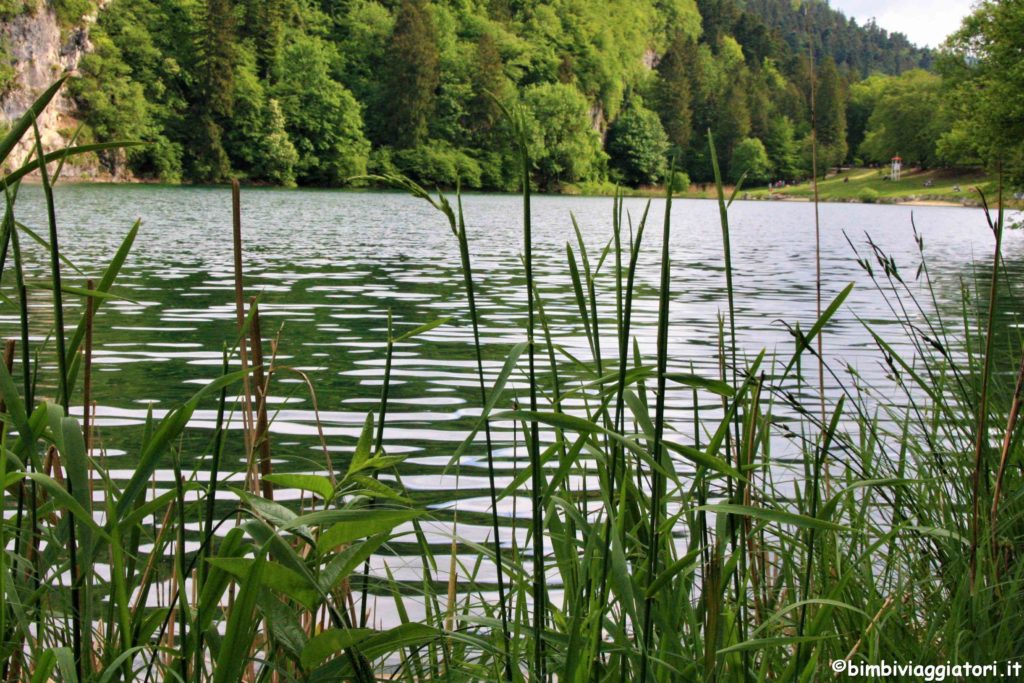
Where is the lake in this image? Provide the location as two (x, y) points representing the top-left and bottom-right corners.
(3, 184), (1018, 621)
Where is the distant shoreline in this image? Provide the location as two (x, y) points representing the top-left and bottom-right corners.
(18, 171), (1018, 210)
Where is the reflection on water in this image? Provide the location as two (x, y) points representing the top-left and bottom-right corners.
(4, 184), (1023, 608)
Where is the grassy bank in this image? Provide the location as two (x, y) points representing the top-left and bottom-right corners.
(1, 83), (1023, 682)
(742, 166), (1004, 206)
(567, 167), (1018, 208)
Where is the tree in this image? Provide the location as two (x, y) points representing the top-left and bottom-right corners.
(813, 56), (848, 170)
(466, 31), (510, 141)
(273, 36), (371, 185)
(845, 74), (890, 163)
(191, 0), (238, 182)
(763, 115), (800, 180)
(606, 98), (670, 186)
(523, 82), (606, 190)
(942, 0), (1024, 183)
(373, 0), (440, 148)
(730, 137), (771, 184)
(859, 70), (948, 168)
(240, 0), (286, 78)
(652, 31), (695, 154)
(226, 56), (299, 185)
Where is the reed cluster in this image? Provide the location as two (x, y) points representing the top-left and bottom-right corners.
(0, 81), (1022, 682)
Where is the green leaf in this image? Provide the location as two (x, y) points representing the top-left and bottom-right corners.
(358, 622), (439, 660)
(452, 341), (527, 460)
(718, 635), (829, 655)
(393, 317), (450, 343)
(312, 509), (422, 554)
(319, 532), (391, 593)
(206, 558), (319, 611)
(349, 475), (411, 503)
(664, 372), (735, 397)
(348, 413), (375, 476)
(29, 650), (56, 683)
(301, 628), (374, 670)
(66, 220), (141, 393)
(646, 545), (704, 597)
(662, 439), (744, 480)
(196, 528), (247, 634)
(783, 283), (854, 376)
(21, 472), (110, 542)
(698, 503), (848, 533)
(0, 353), (33, 450)
(212, 546), (267, 683)
(263, 473), (335, 501)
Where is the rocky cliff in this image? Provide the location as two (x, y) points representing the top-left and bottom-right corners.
(0, 2), (97, 174)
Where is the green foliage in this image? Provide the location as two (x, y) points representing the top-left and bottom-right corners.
(0, 38), (18, 96)
(225, 56), (298, 185)
(857, 186), (880, 202)
(54, 0), (94, 26)
(652, 31), (696, 153)
(941, 0), (1024, 184)
(371, 0), (440, 148)
(272, 36), (369, 185)
(667, 169), (691, 193)
(730, 137), (770, 183)
(763, 115), (800, 180)
(61, 0), (952, 189)
(392, 142), (483, 187)
(523, 82), (606, 189)
(859, 70), (949, 168)
(845, 74), (890, 163)
(3, 98), (1022, 683)
(607, 98), (669, 185)
(814, 57), (848, 169)
(70, 6), (184, 180)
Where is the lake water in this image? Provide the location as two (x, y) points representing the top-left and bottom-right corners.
(3, 184), (1019, 619)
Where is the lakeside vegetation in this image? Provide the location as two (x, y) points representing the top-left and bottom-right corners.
(0, 0), (1022, 680)
(1, 76), (1023, 682)
(3, 0), (995, 194)
(563, 166), (1010, 207)
(746, 167), (1004, 206)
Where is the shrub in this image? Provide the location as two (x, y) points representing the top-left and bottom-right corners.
(392, 143), (483, 188)
(606, 98), (669, 186)
(858, 187), (881, 203)
(668, 170), (691, 194)
(730, 137), (771, 184)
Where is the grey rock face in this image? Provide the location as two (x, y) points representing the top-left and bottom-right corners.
(1, 4), (97, 175)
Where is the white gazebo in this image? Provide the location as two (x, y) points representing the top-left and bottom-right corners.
(890, 155), (902, 181)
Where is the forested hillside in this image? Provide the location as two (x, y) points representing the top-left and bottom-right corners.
(36, 0), (943, 188)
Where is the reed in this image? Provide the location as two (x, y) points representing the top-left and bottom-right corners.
(0, 80), (1021, 683)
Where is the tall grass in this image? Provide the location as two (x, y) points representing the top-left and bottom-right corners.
(0, 81), (1022, 682)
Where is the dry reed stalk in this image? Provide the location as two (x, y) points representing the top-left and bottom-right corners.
(990, 347), (1024, 559)
(130, 502), (176, 616)
(840, 594), (895, 668)
(165, 563), (177, 671)
(0, 339), (14, 414)
(744, 376), (765, 626)
(248, 297), (273, 499)
(230, 180), (257, 492)
(970, 186), (1003, 587)
(445, 539), (458, 634)
(84, 279), (94, 454)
